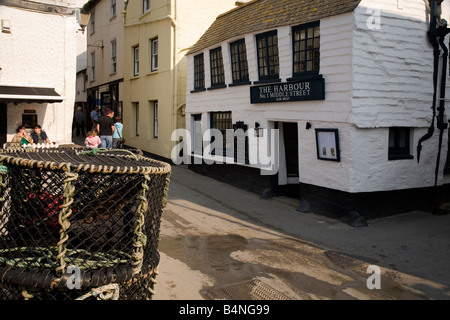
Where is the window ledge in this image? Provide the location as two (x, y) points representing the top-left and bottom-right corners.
(207, 84), (227, 90)
(229, 81), (252, 87)
(140, 9), (152, 19)
(253, 78), (281, 85)
(388, 154), (414, 161)
(190, 88), (206, 93)
(287, 74), (323, 82)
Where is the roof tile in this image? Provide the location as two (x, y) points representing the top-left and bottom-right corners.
(188, 0), (361, 54)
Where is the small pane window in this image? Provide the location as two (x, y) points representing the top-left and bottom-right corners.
(210, 47), (225, 87)
(194, 53), (205, 91)
(389, 127), (413, 160)
(143, 0), (150, 13)
(90, 52), (95, 81)
(22, 113), (37, 129)
(89, 12), (95, 34)
(111, 39), (117, 74)
(293, 22), (320, 77)
(151, 38), (158, 71)
(230, 39), (249, 84)
(153, 101), (158, 138)
(211, 111), (232, 155)
(110, 0), (116, 18)
(133, 46), (139, 76)
(256, 31), (279, 81)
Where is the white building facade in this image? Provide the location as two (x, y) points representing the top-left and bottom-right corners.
(185, 0), (450, 222)
(0, 0), (80, 145)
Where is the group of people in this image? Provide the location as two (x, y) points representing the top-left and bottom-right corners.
(12, 125), (51, 146)
(84, 107), (124, 150)
(10, 105), (124, 150)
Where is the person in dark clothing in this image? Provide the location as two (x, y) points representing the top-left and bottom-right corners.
(74, 106), (86, 137)
(31, 125), (51, 144)
(90, 105), (100, 131)
(96, 110), (115, 149)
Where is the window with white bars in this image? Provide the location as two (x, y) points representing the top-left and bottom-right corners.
(143, 0), (150, 13)
(133, 46), (139, 76)
(90, 52), (95, 81)
(111, 39), (117, 74)
(153, 101), (158, 138)
(110, 0), (116, 18)
(151, 38), (158, 72)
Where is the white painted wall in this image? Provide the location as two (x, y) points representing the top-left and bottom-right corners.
(348, 0), (450, 192)
(0, 4), (77, 143)
(352, 0), (434, 128)
(185, 0), (450, 193)
(186, 12), (356, 192)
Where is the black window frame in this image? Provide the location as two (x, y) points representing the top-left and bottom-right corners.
(22, 112), (37, 129)
(209, 47), (226, 88)
(256, 30), (280, 82)
(292, 21), (320, 78)
(388, 127), (413, 160)
(193, 53), (205, 92)
(230, 39), (250, 85)
(210, 111), (232, 156)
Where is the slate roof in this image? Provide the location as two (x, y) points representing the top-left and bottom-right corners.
(188, 0), (362, 55)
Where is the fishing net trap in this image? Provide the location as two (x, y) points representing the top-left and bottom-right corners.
(0, 148), (171, 300)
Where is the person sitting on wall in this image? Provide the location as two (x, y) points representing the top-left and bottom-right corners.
(31, 125), (51, 144)
(12, 125), (34, 145)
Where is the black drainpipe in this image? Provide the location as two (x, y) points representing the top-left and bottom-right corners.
(435, 26), (450, 186)
(417, 1), (439, 163)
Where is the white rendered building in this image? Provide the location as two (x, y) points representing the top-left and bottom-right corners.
(0, 0), (80, 145)
(185, 0), (450, 223)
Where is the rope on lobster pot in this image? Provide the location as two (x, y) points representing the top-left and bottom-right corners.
(0, 164), (7, 218)
(75, 148), (140, 161)
(54, 164), (78, 279)
(76, 283), (120, 300)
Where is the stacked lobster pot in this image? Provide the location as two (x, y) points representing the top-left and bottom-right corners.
(0, 148), (170, 300)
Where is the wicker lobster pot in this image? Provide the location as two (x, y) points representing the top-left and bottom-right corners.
(0, 148), (171, 300)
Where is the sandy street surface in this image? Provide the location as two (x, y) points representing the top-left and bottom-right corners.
(152, 165), (450, 300)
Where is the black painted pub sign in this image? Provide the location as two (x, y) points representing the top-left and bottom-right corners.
(250, 77), (325, 104)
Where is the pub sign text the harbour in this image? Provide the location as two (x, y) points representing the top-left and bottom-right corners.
(250, 77), (325, 104)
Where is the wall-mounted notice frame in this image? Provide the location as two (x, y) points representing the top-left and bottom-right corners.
(315, 128), (340, 162)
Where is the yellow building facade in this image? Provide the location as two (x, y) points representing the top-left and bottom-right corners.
(122, 0), (242, 159)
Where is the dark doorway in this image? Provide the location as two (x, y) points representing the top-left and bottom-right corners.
(283, 122), (299, 178)
(0, 103), (6, 147)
